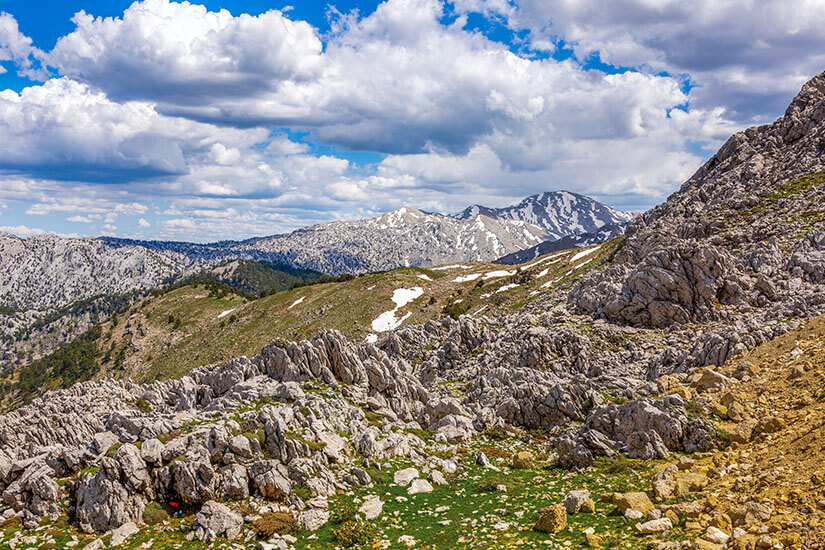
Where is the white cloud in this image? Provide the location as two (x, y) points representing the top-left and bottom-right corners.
(0, 224), (45, 237)
(465, 0), (825, 122)
(0, 0), (818, 241)
(138, 218), (150, 228)
(0, 12), (46, 79)
(67, 215), (93, 223)
(46, 0), (324, 104)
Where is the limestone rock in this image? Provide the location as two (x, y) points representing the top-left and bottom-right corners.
(534, 504), (567, 533)
(192, 501), (243, 542)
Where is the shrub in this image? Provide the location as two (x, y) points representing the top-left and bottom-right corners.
(133, 398), (152, 413)
(143, 502), (170, 525)
(291, 484), (313, 502)
(330, 500), (357, 525)
(252, 512), (298, 537)
(475, 473), (515, 492)
(332, 520), (377, 548)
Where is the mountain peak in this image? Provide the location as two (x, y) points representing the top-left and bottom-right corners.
(453, 190), (632, 240)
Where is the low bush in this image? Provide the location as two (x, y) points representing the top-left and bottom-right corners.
(332, 519), (377, 548)
(252, 512), (299, 537)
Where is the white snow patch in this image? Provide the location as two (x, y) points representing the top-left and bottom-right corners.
(453, 273), (482, 283)
(433, 264), (473, 271)
(288, 297), (305, 309)
(570, 245), (601, 263)
(365, 334), (378, 344)
(367, 285), (375, 290)
(454, 298), (463, 303)
(217, 308), (236, 319)
(542, 270), (574, 288)
(473, 305), (487, 315)
(537, 268), (550, 278)
(483, 270), (515, 280)
(371, 287), (424, 332)
(496, 283), (519, 293)
(417, 274), (432, 281)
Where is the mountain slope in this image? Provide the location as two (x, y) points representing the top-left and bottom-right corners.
(455, 190), (634, 240)
(495, 223), (628, 264)
(1, 192), (631, 310)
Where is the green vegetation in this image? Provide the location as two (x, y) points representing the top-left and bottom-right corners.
(142, 502), (169, 525)
(133, 398), (153, 413)
(10, 326), (102, 404)
(0, 305), (16, 316)
(252, 512), (299, 537)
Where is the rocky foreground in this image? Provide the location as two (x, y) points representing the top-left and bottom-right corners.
(0, 70), (824, 550)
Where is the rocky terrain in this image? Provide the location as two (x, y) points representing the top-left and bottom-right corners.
(0, 72), (823, 550)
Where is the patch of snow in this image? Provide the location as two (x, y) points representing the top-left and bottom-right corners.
(496, 283), (519, 293)
(365, 334), (378, 344)
(432, 264), (472, 271)
(217, 308), (236, 319)
(542, 270), (573, 288)
(483, 270), (515, 280)
(371, 287), (424, 332)
(473, 305), (487, 315)
(570, 245), (601, 263)
(454, 298), (463, 303)
(288, 296), (305, 309)
(367, 285), (375, 290)
(537, 268), (550, 278)
(453, 273), (482, 283)
(417, 274), (432, 281)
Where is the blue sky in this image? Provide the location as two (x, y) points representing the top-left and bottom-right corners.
(0, 0), (822, 241)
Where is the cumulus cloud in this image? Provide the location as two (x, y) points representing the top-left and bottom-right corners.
(46, 0), (324, 104)
(464, 0), (825, 122)
(0, 224), (45, 237)
(0, 12), (46, 79)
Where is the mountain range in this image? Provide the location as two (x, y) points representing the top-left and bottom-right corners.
(0, 191), (632, 310)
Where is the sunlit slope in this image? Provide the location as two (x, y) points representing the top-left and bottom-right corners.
(98, 239), (622, 382)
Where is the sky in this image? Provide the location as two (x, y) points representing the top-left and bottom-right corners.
(0, 0), (823, 241)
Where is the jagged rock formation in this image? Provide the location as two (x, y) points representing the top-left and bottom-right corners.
(569, 71), (825, 329)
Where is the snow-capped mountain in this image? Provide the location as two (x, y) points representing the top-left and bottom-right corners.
(454, 191), (634, 240)
(0, 192), (632, 310)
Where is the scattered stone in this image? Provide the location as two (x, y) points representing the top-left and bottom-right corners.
(635, 517), (672, 534)
(512, 451), (533, 469)
(616, 492), (654, 515)
(564, 490), (594, 514)
(358, 496), (383, 520)
(407, 479), (433, 495)
(534, 504), (567, 533)
(110, 522), (139, 546)
(394, 468), (419, 487)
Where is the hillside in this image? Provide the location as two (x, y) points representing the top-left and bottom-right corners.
(0, 73), (824, 550)
(14, 240), (620, 391)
